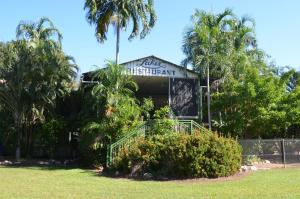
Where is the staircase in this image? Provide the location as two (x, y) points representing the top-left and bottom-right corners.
(106, 120), (208, 166)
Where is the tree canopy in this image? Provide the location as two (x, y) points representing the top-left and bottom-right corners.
(0, 18), (77, 159)
(182, 9), (300, 138)
(84, 0), (157, 63)
(84, 0), (156, 42)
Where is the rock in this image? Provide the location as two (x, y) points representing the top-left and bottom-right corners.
(249, 165), (258, 171)
(241, 165), (258, 172)
(38, 161), (49, 165)
(143, 172), (153, 180)
(129, 163), (143, 177)
(4, 160), (12, 165)
(264, 160), (271, 164)
(95, 166), (104, 173)
(49, 159), (61, 166)
(241, 165), (248, 172)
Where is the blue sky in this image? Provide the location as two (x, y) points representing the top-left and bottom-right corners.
(1, 0), (300, 74)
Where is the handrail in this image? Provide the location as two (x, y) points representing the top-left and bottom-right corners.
(178, 120), (207, 134)
(107, 123), (146, 166)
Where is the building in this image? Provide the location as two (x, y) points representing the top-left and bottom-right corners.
(83, 55), (201, 120)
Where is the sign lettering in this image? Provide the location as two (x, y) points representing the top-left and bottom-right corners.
(126, 58), (176, 77)
(137, 58), (166, 69)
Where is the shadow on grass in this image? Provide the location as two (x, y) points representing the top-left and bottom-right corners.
(0, 158), (88, 171)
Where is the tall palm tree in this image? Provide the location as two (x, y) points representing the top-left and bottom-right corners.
(84, 0), (157, 64)
(182, 9), (234, 130)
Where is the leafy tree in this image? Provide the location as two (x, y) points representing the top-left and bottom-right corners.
(181, 9), (300, 138)
(0, 18), (77, 159)
(212, 65), (287, 138)
(84, 0), (157, 63)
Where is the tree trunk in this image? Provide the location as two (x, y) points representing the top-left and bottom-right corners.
(14, 112), (22, 160)
(207, 66), (211, 130)
(115, 19), (120, 64)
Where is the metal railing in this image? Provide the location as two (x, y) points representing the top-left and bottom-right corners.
(106, 120), (207, 166)
(106, 123), (146, 166)
(178, 120), (208, 134)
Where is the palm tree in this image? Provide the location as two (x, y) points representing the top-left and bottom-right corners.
(84, 0), (157, 64)
(230, 16), (257, 79)
(0, 18), (77, 160)
(182, 9), (234, 130)
(16, 17), (62, 49)
(82, 62), (139, 156)
(91, 61), (138, 117)
(233, 16), (256, 51)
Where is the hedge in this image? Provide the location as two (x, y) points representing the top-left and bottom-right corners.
(112, 132), (242, 178)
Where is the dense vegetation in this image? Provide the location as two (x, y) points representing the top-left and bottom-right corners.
(112, 132), (242, 178)
(182, 9), (300, 138)
(78, 62), (154, 165)
(0, 18), (77, 159)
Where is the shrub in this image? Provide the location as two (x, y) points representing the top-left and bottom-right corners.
(146, 119), (177, 136)
(146, 106), (177, 135)
(112, 132), (242, 178)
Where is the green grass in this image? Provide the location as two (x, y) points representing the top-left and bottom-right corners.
(0, 167), (300, 199)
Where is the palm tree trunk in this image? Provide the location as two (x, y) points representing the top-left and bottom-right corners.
(115, 19), (120, 64)
(14, 111), (22, 160)
(207, 65), (211, 130)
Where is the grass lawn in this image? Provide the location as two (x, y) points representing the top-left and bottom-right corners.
(0, 166), (300, 199)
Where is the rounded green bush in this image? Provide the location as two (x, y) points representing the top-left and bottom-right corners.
(112, 132), (242, 178)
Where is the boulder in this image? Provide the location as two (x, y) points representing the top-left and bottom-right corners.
(264, 160), (271, 164)
(129, 163), (143, 178)
(143, 172), (153, 180)
(240, 165), (258, 172)
(240, 165), (248, 172)
(4, 160), (12, 165)
(249, 165), (258, 171)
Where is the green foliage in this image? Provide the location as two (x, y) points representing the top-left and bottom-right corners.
(153, 106), (170, 119)
(244, 155), (263, 165)
(146, 106), (177, 135)
(0, 107), (15, 155)
(84, 0), (157, 42)
(213, 66), (284, 137)
(212, 66), (300, 138)
(78, 122), (105, 166)
(0, 18), (77, 158)
(79, 62), (143, 165)
(183, 9), (300, 138)
(140, 98), (154, 120)
(34, 118), (66, 158)
(112, 132), (242, 178)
